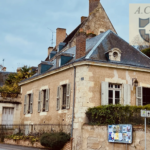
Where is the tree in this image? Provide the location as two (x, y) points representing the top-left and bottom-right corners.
(0, 66), (36, 94)
(141, 48), (150, 58)
(131, 35), (150, 51)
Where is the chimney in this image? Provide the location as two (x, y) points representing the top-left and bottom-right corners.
(2, 67), (6, 72)
(76, 29), (86, 59)
(89, 0), (100, 14)
(56, 28), (66, 46)
(81, 16), (87, 23)
(48, 47), (53, 56)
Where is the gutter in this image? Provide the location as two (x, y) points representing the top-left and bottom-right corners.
(71, 66), (76, 144)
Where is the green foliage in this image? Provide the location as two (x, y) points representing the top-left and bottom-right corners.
(40, 132), (70, 150)
(141, 48), (150, 57)
(0, 66), (35, 94)
(86, 104), (150, 125)
(6, 135), (39, 145)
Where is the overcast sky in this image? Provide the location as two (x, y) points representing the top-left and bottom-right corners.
(0, 0), (149, 72)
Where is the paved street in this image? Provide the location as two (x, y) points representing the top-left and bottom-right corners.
(0, 144), (48, 150)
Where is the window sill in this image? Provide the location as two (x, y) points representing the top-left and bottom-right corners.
(25, 114), (31, 117)
(58, 109), (68, 113)
(40, 112), (47, 116)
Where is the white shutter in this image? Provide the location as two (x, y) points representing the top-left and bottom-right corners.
(136, 86), (143, 106)
(24, 95), (27, 115)
(45, 89), (50, 112)
(66, 84), (71, 109)
(30, 93), (33, 114)
(123, 84), (131, 105)
(101, 82), (108, 105)
(38, 91), (41, 113)
(57, 86), (60, 110)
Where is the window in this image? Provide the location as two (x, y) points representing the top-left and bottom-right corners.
(56, 84), (71, 111)
(136, 87), (150, 106)
(62, 85), (67, 109)
(108, 84), (121, 105)
(28, 94), (31, 114)
(38, 89), (49, 113)
(24, 93), (33, 115)
(42, 90), (46, 112)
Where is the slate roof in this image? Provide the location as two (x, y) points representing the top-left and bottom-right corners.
(20, 30), (150, 84)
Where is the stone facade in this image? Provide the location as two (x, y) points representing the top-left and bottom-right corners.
(20, 67), (74, 125)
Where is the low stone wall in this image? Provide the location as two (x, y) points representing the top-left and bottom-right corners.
(4, 139), (45, 148)
(4, 139), (71, 150)
(82, 125), (150, 150)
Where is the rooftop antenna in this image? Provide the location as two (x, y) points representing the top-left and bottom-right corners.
(47, 28), (56, 47)
(2, 59), (5, 67)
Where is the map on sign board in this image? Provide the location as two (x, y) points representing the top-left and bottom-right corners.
(108, 124), (132, 144)
(141, 110), (147, 117)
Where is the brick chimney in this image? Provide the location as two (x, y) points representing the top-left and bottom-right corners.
(2, 67), (6, 72)
(81, 16), (87, 23)
(56, 28), (66, 46)
(89, 0), (100, 14)
(48, 47), (53, 56)
(76, 29), (86, 59)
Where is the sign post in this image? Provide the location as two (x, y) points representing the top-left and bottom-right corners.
(141, 109), (150, 150)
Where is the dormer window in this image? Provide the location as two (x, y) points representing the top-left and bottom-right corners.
(113, 52), (118, 58)
(105, 48), (121, 62)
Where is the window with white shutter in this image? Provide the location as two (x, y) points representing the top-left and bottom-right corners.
(66, 84), (71, 109)
(101, 82), (108, 105)
(38, 91), (41, 113)
(136, 86), (143, 106)
(57, 86), (60, 111)
(24, 95), (27, 115)
(30, 93), (33, 114)
(45, 89), (49, 112)
(123, 84), (131, 105)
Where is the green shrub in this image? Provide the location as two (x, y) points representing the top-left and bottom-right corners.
(141, 48), (150, 57)
(40, 132), (70, 150)
(86, 104), (150, 125)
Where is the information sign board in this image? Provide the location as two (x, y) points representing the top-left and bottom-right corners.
(141, 110), (147, 117)
(108, 124), (132, 144)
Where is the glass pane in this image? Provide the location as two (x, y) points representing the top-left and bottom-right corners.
(115, 85), (118, 88)
(109, 90), (113, 98)
(115, 91), (120, 98)
(115, 99), (120, 104)
(109, 99), (113, 104)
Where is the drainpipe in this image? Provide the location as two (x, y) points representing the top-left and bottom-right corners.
(71, 66), (76, 147)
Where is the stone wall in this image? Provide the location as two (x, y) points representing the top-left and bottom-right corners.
(82, 125), (150, 150)
(20, 67), (74, 125)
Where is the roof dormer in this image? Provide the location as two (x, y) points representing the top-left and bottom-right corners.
(105, 48), (121, 62)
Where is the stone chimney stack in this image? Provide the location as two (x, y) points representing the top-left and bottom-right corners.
(56, 28), (66, 46)
(48, 47), (53, 56)
(81, 16), (87, 23)
(89, 0), (100, 14)
(76, 29), (86, 59)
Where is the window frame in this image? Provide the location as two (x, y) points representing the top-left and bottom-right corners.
(62, 84), (67, 110)
(108, 83), (121, 105)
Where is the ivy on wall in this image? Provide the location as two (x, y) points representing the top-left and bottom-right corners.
(86, 104), (150, 125)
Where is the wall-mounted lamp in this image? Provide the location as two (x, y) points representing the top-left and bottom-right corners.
(132, 78), (138, 87)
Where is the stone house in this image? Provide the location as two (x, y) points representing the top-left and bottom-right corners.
(18, 0), (150, 149)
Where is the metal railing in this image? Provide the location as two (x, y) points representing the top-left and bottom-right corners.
(0, 124), (71, 142)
